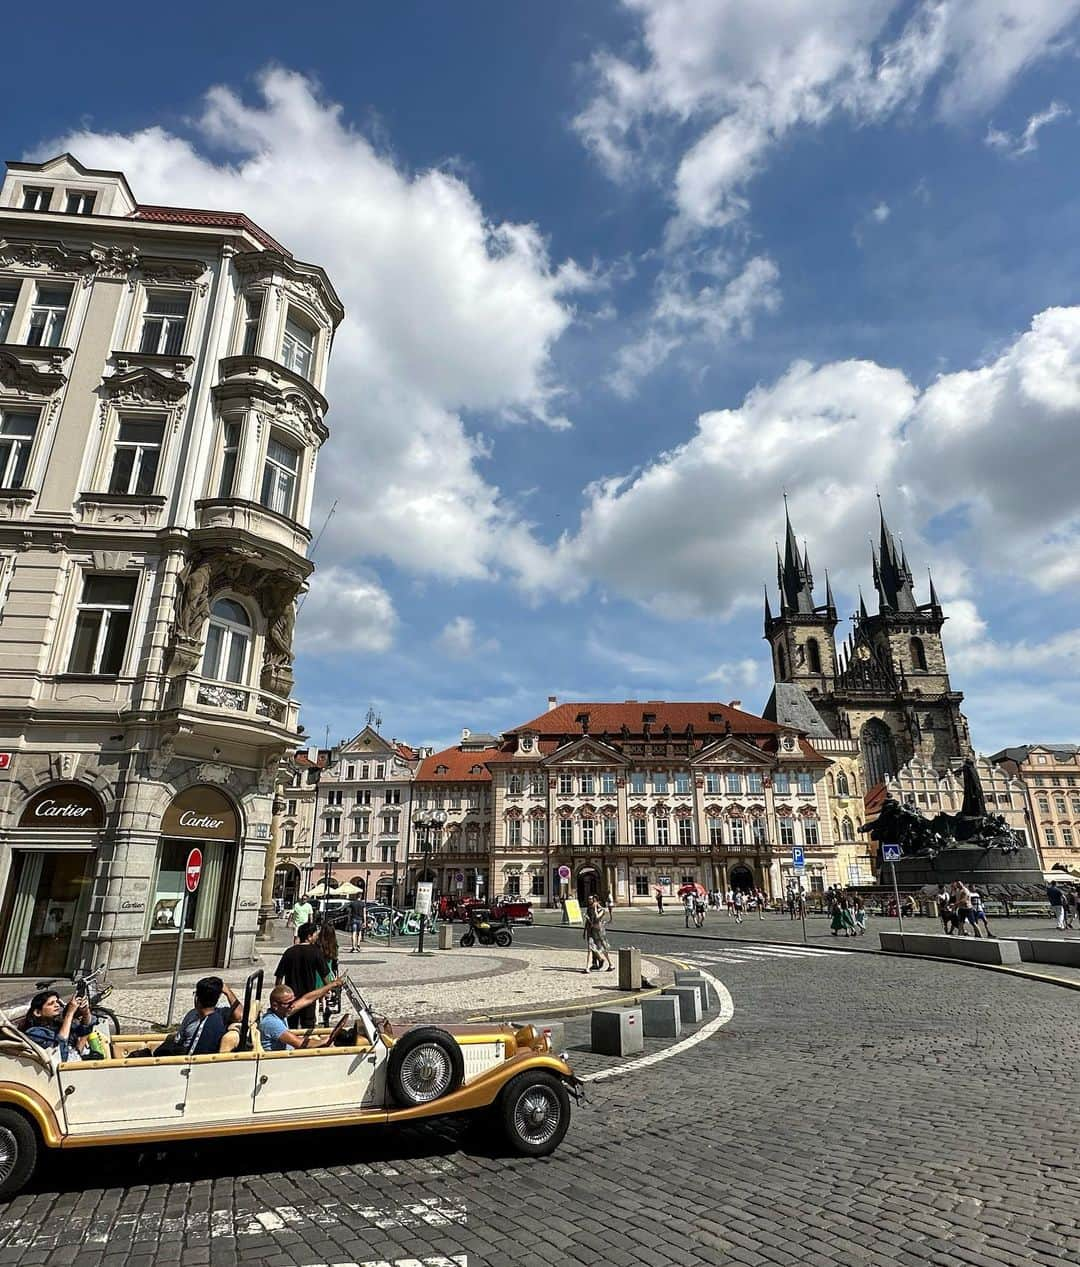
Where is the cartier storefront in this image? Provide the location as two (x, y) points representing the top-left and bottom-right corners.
(137, 786), (241, 974)
(0, 783), (105, 978)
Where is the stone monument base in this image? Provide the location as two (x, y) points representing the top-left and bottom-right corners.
(884, 844), (1045, 893)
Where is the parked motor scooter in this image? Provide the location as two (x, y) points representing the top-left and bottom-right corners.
(459, 907), (513, 948)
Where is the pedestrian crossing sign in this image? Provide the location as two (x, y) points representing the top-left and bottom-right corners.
(882, 843), (902, 862)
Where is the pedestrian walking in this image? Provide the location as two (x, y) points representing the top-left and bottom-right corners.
(348, 893), (366, 952)
(582, 895), (613, 973)
(1065, 887), (1078, 930)
(732, 890), (745, 924)
(604, 892), (614, 926)
(656, 890), (664, 915)
(1047, 880), (1066, 930)
(968, 889), (994, 938)
(755, 889), (766, 920)
(683, 894), (694, 928)
(852, 895), (867, 934)
(289, 896), (314, 944)
(935, 887), (952, 935)
(951, 881), (973, 937)
(829, 894), (845, 937)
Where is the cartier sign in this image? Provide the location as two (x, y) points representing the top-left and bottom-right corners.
(19, 784), (105, 829)
(161, 786), (238, 842)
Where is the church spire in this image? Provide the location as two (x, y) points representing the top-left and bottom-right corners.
(928, 567), (941, 609)
(875, 496), (917, 612)
(763, 584), (774, 627)
(780, 499), (816, 614)
(824, 570), (836, 617)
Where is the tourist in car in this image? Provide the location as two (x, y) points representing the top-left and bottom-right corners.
(20, 989), (93, 1062)
(274, 922), (331, 1029)
(172, 977), (243, 1055)
(259, 980), (344, 1051)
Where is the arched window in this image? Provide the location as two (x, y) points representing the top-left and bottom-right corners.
(841, 816), (855, 841)
(806, 638), (822, 674)
(835, 770), (850, 797)
(860, 719), (897, 788)
(202, 598), (251, 683)
(909, 636), (927, 671)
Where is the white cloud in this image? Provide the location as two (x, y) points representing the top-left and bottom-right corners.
(551, 305), (1080, 617)
(297, 566), (397, 654)
(984, 99), (1070, 156)
(871, 201), (891, 223)
(576, 1), (1080, 234)
(436, 616), (499, 660)
(609, 254), (780, 396)
(700, 658), (762, 687)
(50, 68), (583, 600)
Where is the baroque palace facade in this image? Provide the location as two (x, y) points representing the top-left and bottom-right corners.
(0, 154), (340, 977)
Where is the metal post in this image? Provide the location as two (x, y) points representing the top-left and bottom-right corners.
(890, 860), (904, 935)
(390, 856), (399, 943)
(798, 878), (808, 944)
(165, 890), (188, 1029)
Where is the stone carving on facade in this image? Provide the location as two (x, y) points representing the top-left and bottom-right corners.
(0, 238), (89, 276)
(198, 761), (234, 786)
(146, 735), (176, 780)
(87, 243), (140, 279)
(100, 365), (190, 413)
(0, 349), (67, 398)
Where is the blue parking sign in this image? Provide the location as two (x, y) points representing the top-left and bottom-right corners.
(791, 846), (805, 869)
(882, 843), (902, 862)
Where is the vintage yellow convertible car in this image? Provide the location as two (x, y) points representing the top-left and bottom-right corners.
(0, 972), (580, 1198)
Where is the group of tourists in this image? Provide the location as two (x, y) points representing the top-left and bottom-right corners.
(828, 890), (868, 937)
(934, 882), (994, 937)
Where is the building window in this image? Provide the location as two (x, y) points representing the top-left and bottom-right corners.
(797, 772), (814, 795)
(557, 772), (573, 795)
(360, 764), (369, 779)
(1062, 826), (1074, 848)
(751, 817), (768, 845)
(67, 574), (137, 675)
(65, 191), (95, 215)
(778, 817), (795, 847)
(1038, 797), (1050, 815)
(581, 818), (595, 847)
(287, 799), (297, 816)
(773, 771), (791, 795)
(810, 875), (825, 893)
(283, 828), (294, 850)
(559, 819), (573, 847)
(345, 764), (355, 781)
(380, 845), (393, 863)
(632, 819), (647, 847)
(324, 815), (341, 835)
(109, 418), (164, 495)
(139, 292), (190, 356)
(534, 820), (547, 846)
(507, 773), (523, 795)
(241, 295), (262, 355)
(201, 598), (251, 684)
(217, 421), (242, 498)
(653, 773), (669, 794)
(1044, 827), (1056, 848)
(281, 313), (315, 378)
(325, 790), (343, 807)
(507, 819), (522, 847)
(531, 873), (544, 897)
(1071, 799), (1080, 816)
(806, 637), (822, 674)
(909, 636), (928, 671)
(603, 817), (617, 847)
(376, 762), (386, 778)
(673, 772), (691, 795)
(381, 814), (399, 834)
(600, 772), (617, 795)
(678, 818), (693, 846)
(725, 772), (742, 795)
(0, 284), (18, 342)
(835, 771), (850, 797)
(705, 773), (722, 795)
(841, 815), (855, 841)
(656, 818), (670, 846)
(260, 436), (301, 517)
(629, 772), (647, 795)
(21, 187), (50, 211)
(0, 411), (37, 488)
(708, 817), (723, 846)
(356, 789), (371, 806)
(803, 818), (820, 846)
(385, 788), (401, 806)
(728, 817), (745, 846)
(1055, 798), (1067, 815)
(580, 772), (595, 796)
(746, 772), (763, 795)
(635, 874), (650, 897)
(505, 874), (521, 897)
(26, 285), (71, 347)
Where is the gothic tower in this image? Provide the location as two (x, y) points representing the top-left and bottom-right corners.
(763, 501), (838, 697)
(765, 499), (972, 788)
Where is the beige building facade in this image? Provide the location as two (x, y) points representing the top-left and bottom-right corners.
(0, 154), (340, 977)
(989, 745), (1080, 873)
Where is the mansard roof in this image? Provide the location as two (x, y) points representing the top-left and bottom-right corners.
(762, 683), (834, 739)
(416, 746), (497, 782)
(506, 700), (780, 739)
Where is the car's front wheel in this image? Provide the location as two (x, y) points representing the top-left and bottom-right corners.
(387, 1028), (465, 1107)
(0, 1108), (38, 1199)
(499, 1071), (570, 1157)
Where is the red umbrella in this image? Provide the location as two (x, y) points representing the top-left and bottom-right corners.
(678, 882), (707, 897)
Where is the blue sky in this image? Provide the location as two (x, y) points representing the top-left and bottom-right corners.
(7, 1), (1080, 753)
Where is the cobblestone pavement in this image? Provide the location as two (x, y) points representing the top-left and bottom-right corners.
(2, 928), (1078, 1267)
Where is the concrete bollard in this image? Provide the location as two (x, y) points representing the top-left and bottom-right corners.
(663, 985), (702, 1024)
(438, 922), (453, 950)
(673, 973), (712, 1012)
(641, 995), (681, 1038)
(591, 1007), (644, 1056)
(618, 945), (641, 991)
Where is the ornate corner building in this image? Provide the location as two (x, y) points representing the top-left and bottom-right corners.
(0, 154), (341, 977)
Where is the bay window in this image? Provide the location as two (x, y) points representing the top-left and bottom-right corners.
(260, 435), (300, 517)
(280, 312), (315, 378)
(0, 284), (18, 342)
(202, 598), (251, 684)
(217, 422), (241, 497)
(241, 295), (262, 355)
(67, 574), (137, 675)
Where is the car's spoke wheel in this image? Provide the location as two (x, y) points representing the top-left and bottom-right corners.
(398, 1044), (453, 1103)
(0, 1126), (18, 1186)
(499, 1071), (571, 1157)
(0, 1109), (38, 1199)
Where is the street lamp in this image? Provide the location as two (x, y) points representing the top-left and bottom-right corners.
(320, 839), (341, 915)
(411, 807), (447, 954)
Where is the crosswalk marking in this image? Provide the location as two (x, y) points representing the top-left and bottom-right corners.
(681, 943), (848, 965)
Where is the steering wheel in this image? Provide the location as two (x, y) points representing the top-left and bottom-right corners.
(326, 1013), (352, 1047)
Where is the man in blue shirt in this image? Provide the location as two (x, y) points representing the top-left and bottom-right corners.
(174, 977), (243, 1055)
(259, 979), (342, 1051)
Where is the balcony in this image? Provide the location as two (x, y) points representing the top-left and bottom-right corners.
(166, 671), (299, 741)
(214, 354), (328, 437)
(193, 497), (312, 564)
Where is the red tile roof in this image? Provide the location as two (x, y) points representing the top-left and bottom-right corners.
(863, 781), (888, 818)
(416, 746), (498, 782)
(130, 205), (288, 253)
(508, 701), (781, 737)
(394, 743), (417, 762)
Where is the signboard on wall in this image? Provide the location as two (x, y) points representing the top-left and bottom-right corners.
(19, 784), (105, 829)
(161, 787), (238, 842)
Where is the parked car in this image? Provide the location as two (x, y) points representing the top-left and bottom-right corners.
(0, 971), (581, 1198)
(491, 896), (534, 925)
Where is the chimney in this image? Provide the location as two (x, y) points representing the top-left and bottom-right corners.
(547, 695), (557, 711)
(461, 727), (471, 741)
(728, 700), (742, 710)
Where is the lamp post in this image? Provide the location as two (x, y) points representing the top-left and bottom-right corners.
(320, 839), (340, 916)
(411, 807), (446, 954)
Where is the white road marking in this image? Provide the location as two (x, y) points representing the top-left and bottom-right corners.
(303, 1258), (466, 1267)
(580, 967), (734, 1084)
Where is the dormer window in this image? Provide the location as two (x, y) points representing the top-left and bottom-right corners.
(65, 191), (95, 215)
(140, 291), (189, 356)
(436, 764), (448, 774)
(21, 187), (50, 211)
(281, 311), (315, 379)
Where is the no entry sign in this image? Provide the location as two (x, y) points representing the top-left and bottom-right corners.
(185, 848), (203, 893)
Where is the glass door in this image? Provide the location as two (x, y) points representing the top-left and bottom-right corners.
(0, 852), (93, 976)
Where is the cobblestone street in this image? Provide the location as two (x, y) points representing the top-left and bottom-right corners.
(1, 923), (1077, 1267)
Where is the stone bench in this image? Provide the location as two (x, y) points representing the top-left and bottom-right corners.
(591, 1007), (643, 1056)
(879, 931), (1021, 964)
(1012, 938), (1080, 967)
